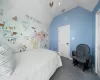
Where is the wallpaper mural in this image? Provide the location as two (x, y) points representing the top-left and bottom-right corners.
(0, 9), (49, 52)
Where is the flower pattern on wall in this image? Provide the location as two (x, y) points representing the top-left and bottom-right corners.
(0, 13), (49, 52)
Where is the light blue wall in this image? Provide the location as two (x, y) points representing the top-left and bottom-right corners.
(92, 0), (100, 66)
(49, 7), (93, 63)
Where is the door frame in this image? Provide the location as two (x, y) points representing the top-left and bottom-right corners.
(58, 25), (71, 59)
(95, 9), (100, 76)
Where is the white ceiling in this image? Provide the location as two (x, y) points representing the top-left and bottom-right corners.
(0, 0), (53, 27)
(50, 0), (99, 16)
(51, 0), (99, 16)
(0, 0), (99, 27)
(7, 0), (100, 17)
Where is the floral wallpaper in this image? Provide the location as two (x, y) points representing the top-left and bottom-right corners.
(0, 10), (49, 52)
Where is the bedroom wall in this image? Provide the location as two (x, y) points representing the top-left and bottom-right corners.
(0, 0), (52, 52)
(49, 7), (93, 62)
(92, 0), (100, 66)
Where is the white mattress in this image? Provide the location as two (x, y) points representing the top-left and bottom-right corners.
(1, 49), (62, 80)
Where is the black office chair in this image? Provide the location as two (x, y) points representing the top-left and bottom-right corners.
(72, 44), (90, 71)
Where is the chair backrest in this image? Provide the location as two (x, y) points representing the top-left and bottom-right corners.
(76, 44), (90, 57)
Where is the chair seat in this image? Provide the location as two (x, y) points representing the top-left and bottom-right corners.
(72, 56), (86, 63)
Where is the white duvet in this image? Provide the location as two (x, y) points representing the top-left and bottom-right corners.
(1, 49), (62, 80)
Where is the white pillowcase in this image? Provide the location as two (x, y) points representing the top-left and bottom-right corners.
(0, 47), (15, 77)
(0, 47), (5, 53)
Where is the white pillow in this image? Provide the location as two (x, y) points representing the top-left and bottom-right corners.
(0, 47), (15, 77)
(0, 47), (5, 53)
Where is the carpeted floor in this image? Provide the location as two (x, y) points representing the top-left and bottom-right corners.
(50, 57), (100, 80)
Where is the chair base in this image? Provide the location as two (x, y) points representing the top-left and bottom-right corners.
(73, 59), (89, 71)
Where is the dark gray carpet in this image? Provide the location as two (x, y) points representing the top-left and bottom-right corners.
(50, 57), (100, 80)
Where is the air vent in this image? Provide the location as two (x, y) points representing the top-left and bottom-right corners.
(61, 9), (65, 12)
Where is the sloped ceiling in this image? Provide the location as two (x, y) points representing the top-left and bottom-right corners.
(51, 0), (99, 16)
(0, 0), (99, 27)
(9, 0), (100, 17)
(0, 0), (53, 27)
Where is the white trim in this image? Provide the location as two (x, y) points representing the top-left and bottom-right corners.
(57, 51), (72, 60)
(97, 9), (100, 14)
(58, 25), (71, 59)
(61, 56), (72, 60)
(95, 10), (98, 74)
(69, 58), (73, 60)
(68, 24), (70, 56)
(95, 9), (100, 75)
(92, 64), (95, 72)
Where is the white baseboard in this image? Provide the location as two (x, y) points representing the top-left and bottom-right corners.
(92, 65), (100, 78)
(69, 57), (73, 60)
(60, 55), (72, 60)
(92, 64), (95, 72)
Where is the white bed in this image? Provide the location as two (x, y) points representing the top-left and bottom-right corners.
(1, 49), (62, 80)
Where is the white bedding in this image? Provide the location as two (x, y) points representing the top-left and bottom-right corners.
(1, 49), (62, 80)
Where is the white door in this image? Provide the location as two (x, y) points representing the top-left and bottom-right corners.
(97, 12), (100, 77)
(58, 25), (70, 59)
(95, 10), (100, 77)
